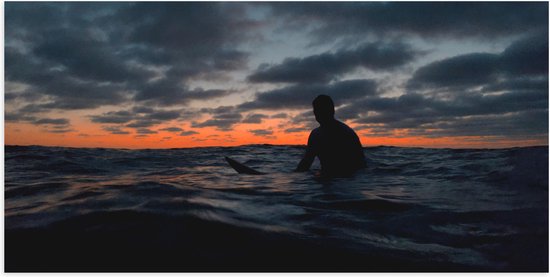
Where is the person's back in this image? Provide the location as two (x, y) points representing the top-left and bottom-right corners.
(296, 95), (366, 176)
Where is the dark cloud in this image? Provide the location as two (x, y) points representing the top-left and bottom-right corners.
(200, 105), (235, 115)
(482, 77), (548, 93)
(125, 120), (158, 128)
(5, 2), (547, 145)
(391, 34), (548, 140)
(191, 117), (242, 131)
(249, 129), (273, 136)
(5, 113), (37, 122)
(179, 130), (199, 136)
(269, 2), (548, 42)
(18, 104), (51, 114)
(46, 126), (74, 134)
(132, 106), (156, 114)
(241, 113), (268, 124)
(192, 106), (243, 131)
(408, 33), (548, 92)
(359, 89), (545, 123)
(145, 110), (181, 121)
(90, 111), (134, 124)
(102, 126), (130, 135)
(118, 3), (255, 55)
(136, 128), (158, 135)
(248, 42), (419, 83)
(239, 79), (377, 110)
(5, 91), (44, 103)
(500, 32), (549, 76)
(159, 127), (183, 133)
(33, 118), (70, 125)
(408, 53), (500, 89)
(6, 48), (130, 110)
(5, 1), (255, 122)
(134, 80), (233, 106)
(4, 113), (74, 130)
(284, 127), (309, 133)
(286, 110), (318, 130)
(32, 28), (153, 83)
(90, 107), (185, 130)
(407, 110), (548, 138)
(339, 88), (548, 138)
(6, 50), (130, 110)
(271, 113), (288, 119)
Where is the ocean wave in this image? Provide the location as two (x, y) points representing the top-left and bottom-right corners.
(4, 145), (548, 271)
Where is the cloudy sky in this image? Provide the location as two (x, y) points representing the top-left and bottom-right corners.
(5, 2), (548, 148)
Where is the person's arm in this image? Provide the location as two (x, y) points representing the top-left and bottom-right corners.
(295, 148), (315, 172)
(295, 131), (317, 172)
(353, 132), (367, 168)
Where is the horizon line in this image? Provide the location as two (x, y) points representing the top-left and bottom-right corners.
(5, 143), (548, 151)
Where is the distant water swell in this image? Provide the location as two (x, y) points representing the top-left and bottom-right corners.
(5, 145), (548, 271)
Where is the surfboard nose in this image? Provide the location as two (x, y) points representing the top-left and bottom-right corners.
(224, 156), (264, 175)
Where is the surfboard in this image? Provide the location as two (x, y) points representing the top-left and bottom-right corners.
(225, 157), (265, 175)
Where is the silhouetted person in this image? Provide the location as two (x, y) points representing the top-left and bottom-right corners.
(295, 95), (366, 176)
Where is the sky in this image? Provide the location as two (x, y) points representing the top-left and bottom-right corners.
(5, 2), (549, 149)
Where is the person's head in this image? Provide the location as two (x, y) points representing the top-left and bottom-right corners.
(312, 95), (335, 125)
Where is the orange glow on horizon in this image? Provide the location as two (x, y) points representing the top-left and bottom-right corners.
(5, 118), (547, 150)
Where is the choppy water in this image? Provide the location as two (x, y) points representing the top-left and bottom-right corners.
(5, 145), (548, 271)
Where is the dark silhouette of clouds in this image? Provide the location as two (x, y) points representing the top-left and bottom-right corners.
(102, 126), (130, 135)
(269, 2), (547, 42)
(33, 118), (70, 125)
(271, 113), (288, 119)
(160, 127), (183, 133)
(191, 117), (242, 131)
(90, 108), (184, 130)
(284, 127), (309, 133)
(482, 77), (548, 93)
(136, 128), (158, 135)
(5, 2), (255, 120)
(249, 129), (274, 136)
(126, 120), (159, 128)
(5, 113), (36, 122)
(337, 87), (548, 138)
(5, 2), (547, 143)
(134, 80), (234, 106)
(4, 113), (73, 129)
(239, 79), (377, 110)
(248, 42), (420, 83)
(46, 128), (74, 134)
(32, 29), (153, 83)
(406, 110), (548, 138)
(242, 113), (268, 124)
(408, 53), (500, 89)
(500, 32), (549, 76)
(408, 33), (548, 92)
(180, 130), (199, 136)
(332, 34), (549, 140)
(192, 106), (243, 131)
(91, 111), (134, 124)
(6, 48), (130, 110)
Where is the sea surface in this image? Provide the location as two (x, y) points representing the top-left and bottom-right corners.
(4, 145), (548, 272)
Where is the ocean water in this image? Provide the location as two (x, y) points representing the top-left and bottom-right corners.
(4, 145), (548, 272)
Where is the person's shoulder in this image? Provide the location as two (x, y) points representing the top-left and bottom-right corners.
(310, 127), (322, 137)
(336, 120), (361, 137)
(336, 120), (355, 132)
(307, 127), (322, 145)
